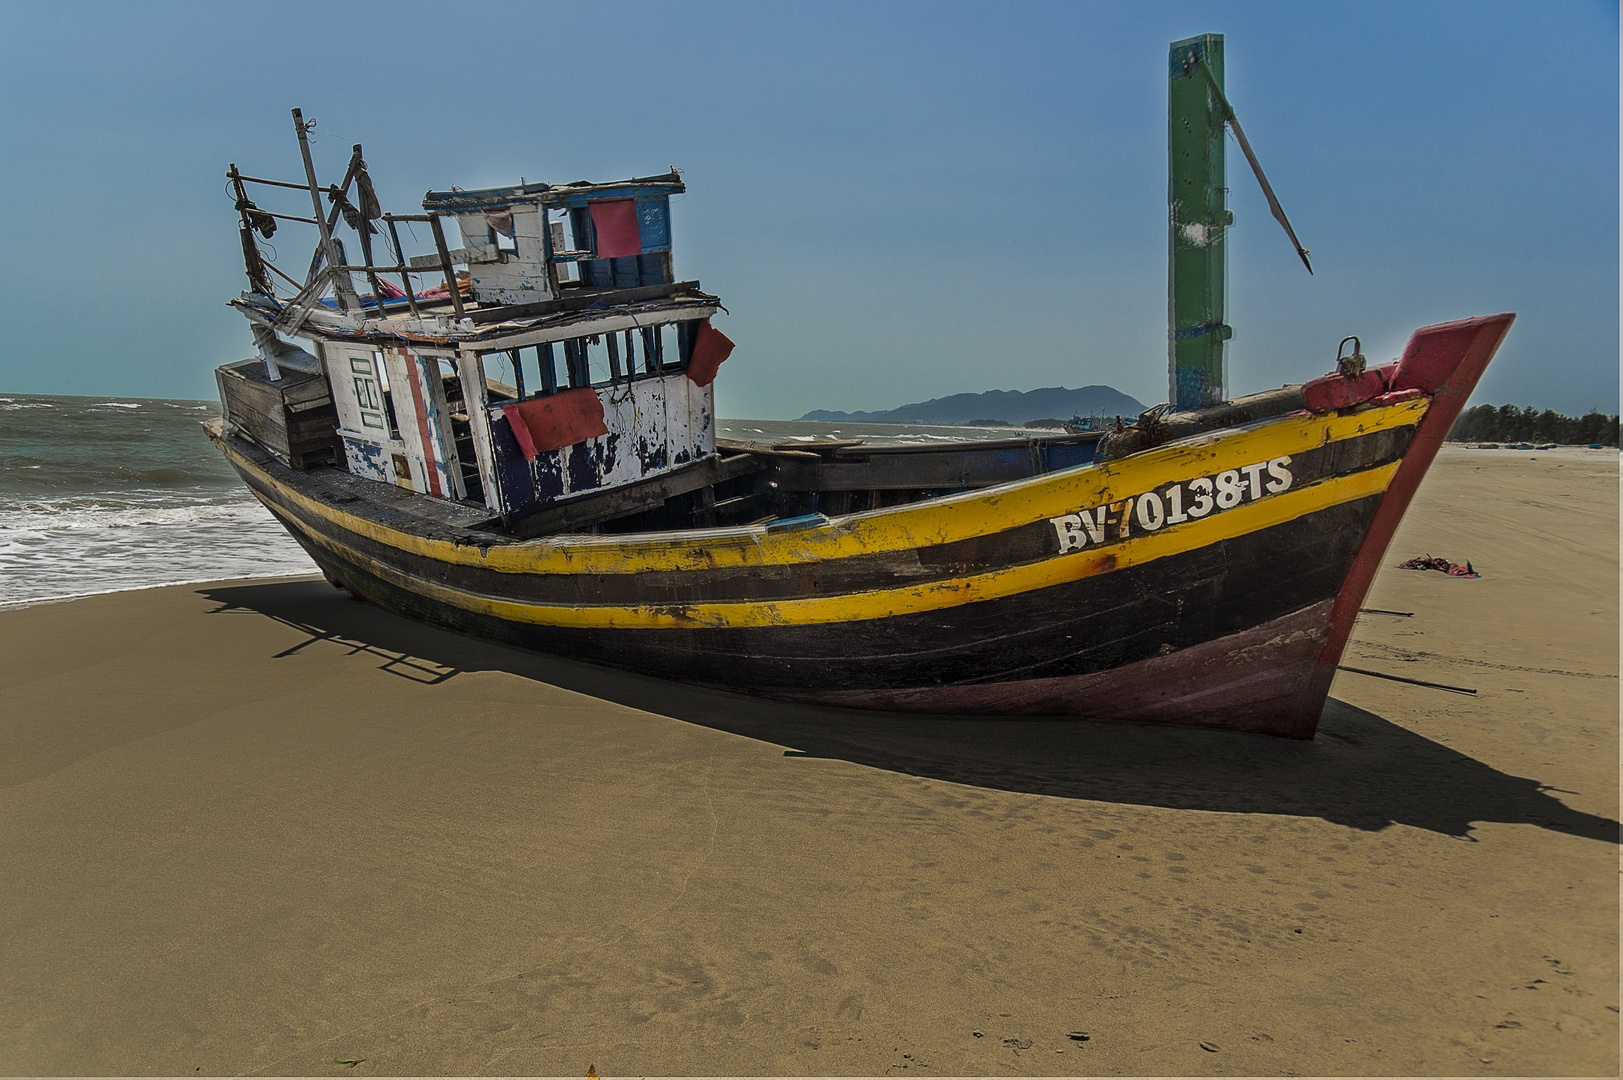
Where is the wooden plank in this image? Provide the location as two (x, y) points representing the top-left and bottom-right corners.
(715, 451), (766, 482)
(410, 250), (469, 269)
(464, 280), (702, 324)
(233, 172), (315, 192)
(712, 490), (767, 514)
(428, 214), (466, 318)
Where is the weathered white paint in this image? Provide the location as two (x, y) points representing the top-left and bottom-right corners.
(455, 207), (554, 305)
(340, 433), (400, 485)
(663, 372), (691, 463)
(456, 350), (503, 511)
(456, 213), (499, 264)
(409, 249), (468, 269)
(690, 379), (715, 457)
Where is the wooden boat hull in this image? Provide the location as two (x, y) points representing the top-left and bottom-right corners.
(209, 315), (1512, 738)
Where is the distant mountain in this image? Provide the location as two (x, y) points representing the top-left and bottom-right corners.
(799, 385), (1147, 426)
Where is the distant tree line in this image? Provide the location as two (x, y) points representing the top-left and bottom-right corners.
(1448, 404), (1619, 445)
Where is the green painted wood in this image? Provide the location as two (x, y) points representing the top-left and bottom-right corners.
(1169, 34), (1233, 410)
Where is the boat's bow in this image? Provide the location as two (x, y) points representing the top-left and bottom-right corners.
(1284, 311), (1516, 732)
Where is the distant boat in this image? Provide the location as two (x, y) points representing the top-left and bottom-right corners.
(207, 41), (1512, 738)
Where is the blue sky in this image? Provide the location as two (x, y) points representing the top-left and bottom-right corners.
(0, 1), (1615, 417)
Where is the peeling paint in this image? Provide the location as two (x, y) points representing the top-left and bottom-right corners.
(488, 370), (713, 519)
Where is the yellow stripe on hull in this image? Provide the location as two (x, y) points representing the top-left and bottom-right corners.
(271, 460), (1399, 630)
(221, 395), (1427, 579)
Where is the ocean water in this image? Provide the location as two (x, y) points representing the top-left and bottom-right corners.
(0, 393), (1053, 610)
(0, 394), (318, 609)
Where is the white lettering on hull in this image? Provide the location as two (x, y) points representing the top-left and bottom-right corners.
(1050, 455), (1293, 553)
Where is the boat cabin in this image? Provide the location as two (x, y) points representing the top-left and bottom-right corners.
(219, 140), (734, 532)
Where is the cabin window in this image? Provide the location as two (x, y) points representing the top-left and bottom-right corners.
(477, 353), (519, 402)
(634, 324), (688, 376)
(561, 340), (590, 388)
(477, 321), (693, 406)
(548, 214), (577, 283)
(490, 226), (517, 258)
(481, 345), (575, 400)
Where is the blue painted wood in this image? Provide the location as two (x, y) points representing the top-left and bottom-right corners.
(635, 195), (670, 250)
(1045, 441), (1099, 470)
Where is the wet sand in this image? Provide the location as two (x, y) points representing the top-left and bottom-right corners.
(0, 446), (1616, 1077)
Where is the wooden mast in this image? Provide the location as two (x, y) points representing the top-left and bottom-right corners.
(291, 108), (359, 312)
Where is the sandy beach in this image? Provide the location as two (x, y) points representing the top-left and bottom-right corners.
(0, 445), (1616, 1077)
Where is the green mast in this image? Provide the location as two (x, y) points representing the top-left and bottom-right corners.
(1168, 34), (1232, 410)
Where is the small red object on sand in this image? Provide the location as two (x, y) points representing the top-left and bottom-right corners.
(1397, 554), (1479, 578)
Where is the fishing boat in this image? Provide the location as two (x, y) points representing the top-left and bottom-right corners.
(207, 36), (1512, 738)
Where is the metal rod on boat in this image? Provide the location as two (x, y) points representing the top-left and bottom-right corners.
(233, 172), (317, 192)
(260, 256), (304, 292)
(245, 209), (320, 226)
(290, 108), (356, 311)
(1196, 63), (1313, 275)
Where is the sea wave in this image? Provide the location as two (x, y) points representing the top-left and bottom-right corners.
(0, 494), (278, 531)
(0, 394), (318, 608)
(0, 496), (316, 609)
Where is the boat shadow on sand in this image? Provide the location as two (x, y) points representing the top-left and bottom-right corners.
(201, 579), (1619, 845)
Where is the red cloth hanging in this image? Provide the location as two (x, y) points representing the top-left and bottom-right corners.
(589, 199), (642, 259)
(500, 389), (608, 459)
(686, 319), (734, 388)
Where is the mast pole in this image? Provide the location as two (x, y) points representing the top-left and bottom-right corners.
(1168, 34), (1231, 410)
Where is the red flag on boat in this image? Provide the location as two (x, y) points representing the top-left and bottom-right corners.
(589, 199), (642, 259)
(686, 319), (734, 387)
(500, 389), (608, 459)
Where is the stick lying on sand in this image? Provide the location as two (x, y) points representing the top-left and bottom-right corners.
(1337, 665), (1477, 695)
